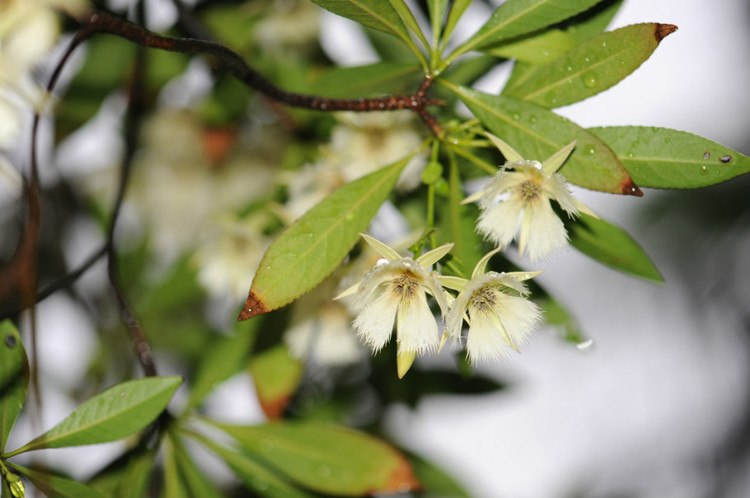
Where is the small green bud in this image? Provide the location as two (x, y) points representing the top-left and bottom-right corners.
(421, 161), (443, 185)
(4, 472), (25, 498)
(434, 178), (449, 197)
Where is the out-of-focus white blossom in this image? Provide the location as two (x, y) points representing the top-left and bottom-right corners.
(336, 234), (452, 378)
(464, 134), (595, 262)
(329, 111), (427, 191)
(193, 212), (271, 302)
(121, 110), (277, 261)
(284, 275), (363, 367)
(254, 0), (320, 54)
(441, 249), (542, 365)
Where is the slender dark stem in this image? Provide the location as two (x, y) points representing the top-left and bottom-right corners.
(76, 10), (444, 129)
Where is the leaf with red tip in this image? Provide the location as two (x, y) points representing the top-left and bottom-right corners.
(248, 345), (304, 420)
(215, 421), (420, 495)
(238, 156), (411, 320)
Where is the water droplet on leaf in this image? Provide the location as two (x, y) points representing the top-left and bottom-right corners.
(512, 114), (520, 120)
(587, 147), (596, 155)
(700, 165), (708, 175)
(581, 71), (598, 88)
(576, 339), (595, 351)
(720, 155), (732, 163)
(703, 151), (711, 160)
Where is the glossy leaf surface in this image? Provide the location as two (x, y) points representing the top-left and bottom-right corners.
(239, 156), (411, 320)
(569, 214), (662, 282)
(218, 421), (419, 495)
(506, 23), (677, 108)
(485, 29), (578, 64)
(452, 86), (639, 195)
(590, 126), (750, 189)
(311, 0), (411, 46)
(248, 345), (304, 420)
(0, 320), (28, 453)
(10, 377), (181, 454)
(451, 0), (602, 59)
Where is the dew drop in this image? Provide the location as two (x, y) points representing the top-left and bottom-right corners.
(631, 141), (640, 148)
(551, 98), (558, 105)
(566, 65), (573, 72)
(584, 57), (591, 63)
(587, 147), (596, 155)
(266, 266), (271, 270)
(619, 59), (626, 66)
(700, 165), (708, 175)
(576, 339), (595, 351)
(512, 113), (520, 120)
(601, 41), (607, 48)
(664, 137), (671, 144)
(703, 151), (711, 160)
(4, 334), (16, 348)
(627, 152), (634, 158)
(567, 78), (573, 84)
(720, 155), (732, 163)
(316, 465), (331, 477)
(581, 71), (598, 88)
(345, 212), (354, 221)
(542, 50), (550, 57)
(530, 115), (537, 124)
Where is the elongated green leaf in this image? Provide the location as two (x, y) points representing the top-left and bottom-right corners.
(169, 432), (223, 497)
(217, 421), (419, 495)
(1, 320), (28, 453)
(8, 463), (106, 498)
(442, 0), (472, 46)
(485, 29), (578, 64)
(248, 345), (304, 420)
(506, 23), (677, 108)
(9, 377), (181, 454)
(409, 453), (471, 498)
(428, 0), (449, 44)
(564, 0), (623, 42)
(388, 0), (429, 49)
(195, 434), (314, 498)
(569, 213), (662, 281)
(239, 155), (413, 320)
(162, 435), (189, 498)
(305, 62), (421, 98)
(115, 448), (156, 498)
(185, 322), (259, 412)
(311, 0), (412, 48)
(451, 86), (640, 194)
(447, 0), (602, 64)
(589, 126), (750, 189)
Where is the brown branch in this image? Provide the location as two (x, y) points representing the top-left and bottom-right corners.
(77, 10), (444, 124)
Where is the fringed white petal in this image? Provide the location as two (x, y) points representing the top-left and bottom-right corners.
(545, 173), (579, 215)
(465, 310), (512, 364)
(396, 291), (439, 355)
(492, 293), (542, 349)
(520, 199), (568, 262)
(477, 197), (523, 249)
(353, 290), (398, 352)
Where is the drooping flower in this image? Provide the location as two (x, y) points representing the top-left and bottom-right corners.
(463, 134), (595, 262)
(440, 249), (542, 365)
(336, 234), (452, 378)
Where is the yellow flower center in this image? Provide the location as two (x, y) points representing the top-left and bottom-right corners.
(393, 270), (419, 301)
(469, 285), (498, 313)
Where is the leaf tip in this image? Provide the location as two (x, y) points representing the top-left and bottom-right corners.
(655, 23), (678, 42)
(385, 457), (421, 493)
(237, 291), (269, 321)
(621, 178), (644, 197)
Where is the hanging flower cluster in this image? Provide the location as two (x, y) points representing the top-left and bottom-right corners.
(339, 135), (591, 377)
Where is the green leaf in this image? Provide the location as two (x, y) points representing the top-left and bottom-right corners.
(184, 322), (259, 412)
(248, 345), (304, 420)
(445, 0), (603, 66)
(239, 154), (414, 320)
(216, 421), (420, 495)
(409, 453), (471, 498)
(193, 434), (314, 498)
(8, 377), (181, 454)
(168, 432), (223, 497)
(485, 28), (578, 64)
(450, 86), (640, 195)
(1, 320), (28, 454)
(310, 0), (415, 52)
(388, 0), (429, 49)
(568, 213), (662, 282)
(589, 126), (750, 189)
(442, 0), (472, 46)
(304, 63), (421, 98)
(162, 435), (189, 498)
(506, 23), (678, 108)
(114, 448), (156, 498)
(8, 463), (106, 498)
(563, 0), (624, 42)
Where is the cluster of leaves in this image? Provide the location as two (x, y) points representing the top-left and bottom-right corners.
(2, 0), (750, 497)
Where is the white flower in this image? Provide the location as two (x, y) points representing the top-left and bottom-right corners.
(284, 275), (363, 367)
(463, 134), (595, 262)
(336, 234), (452, 378)
(441, 249), (542, 365)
